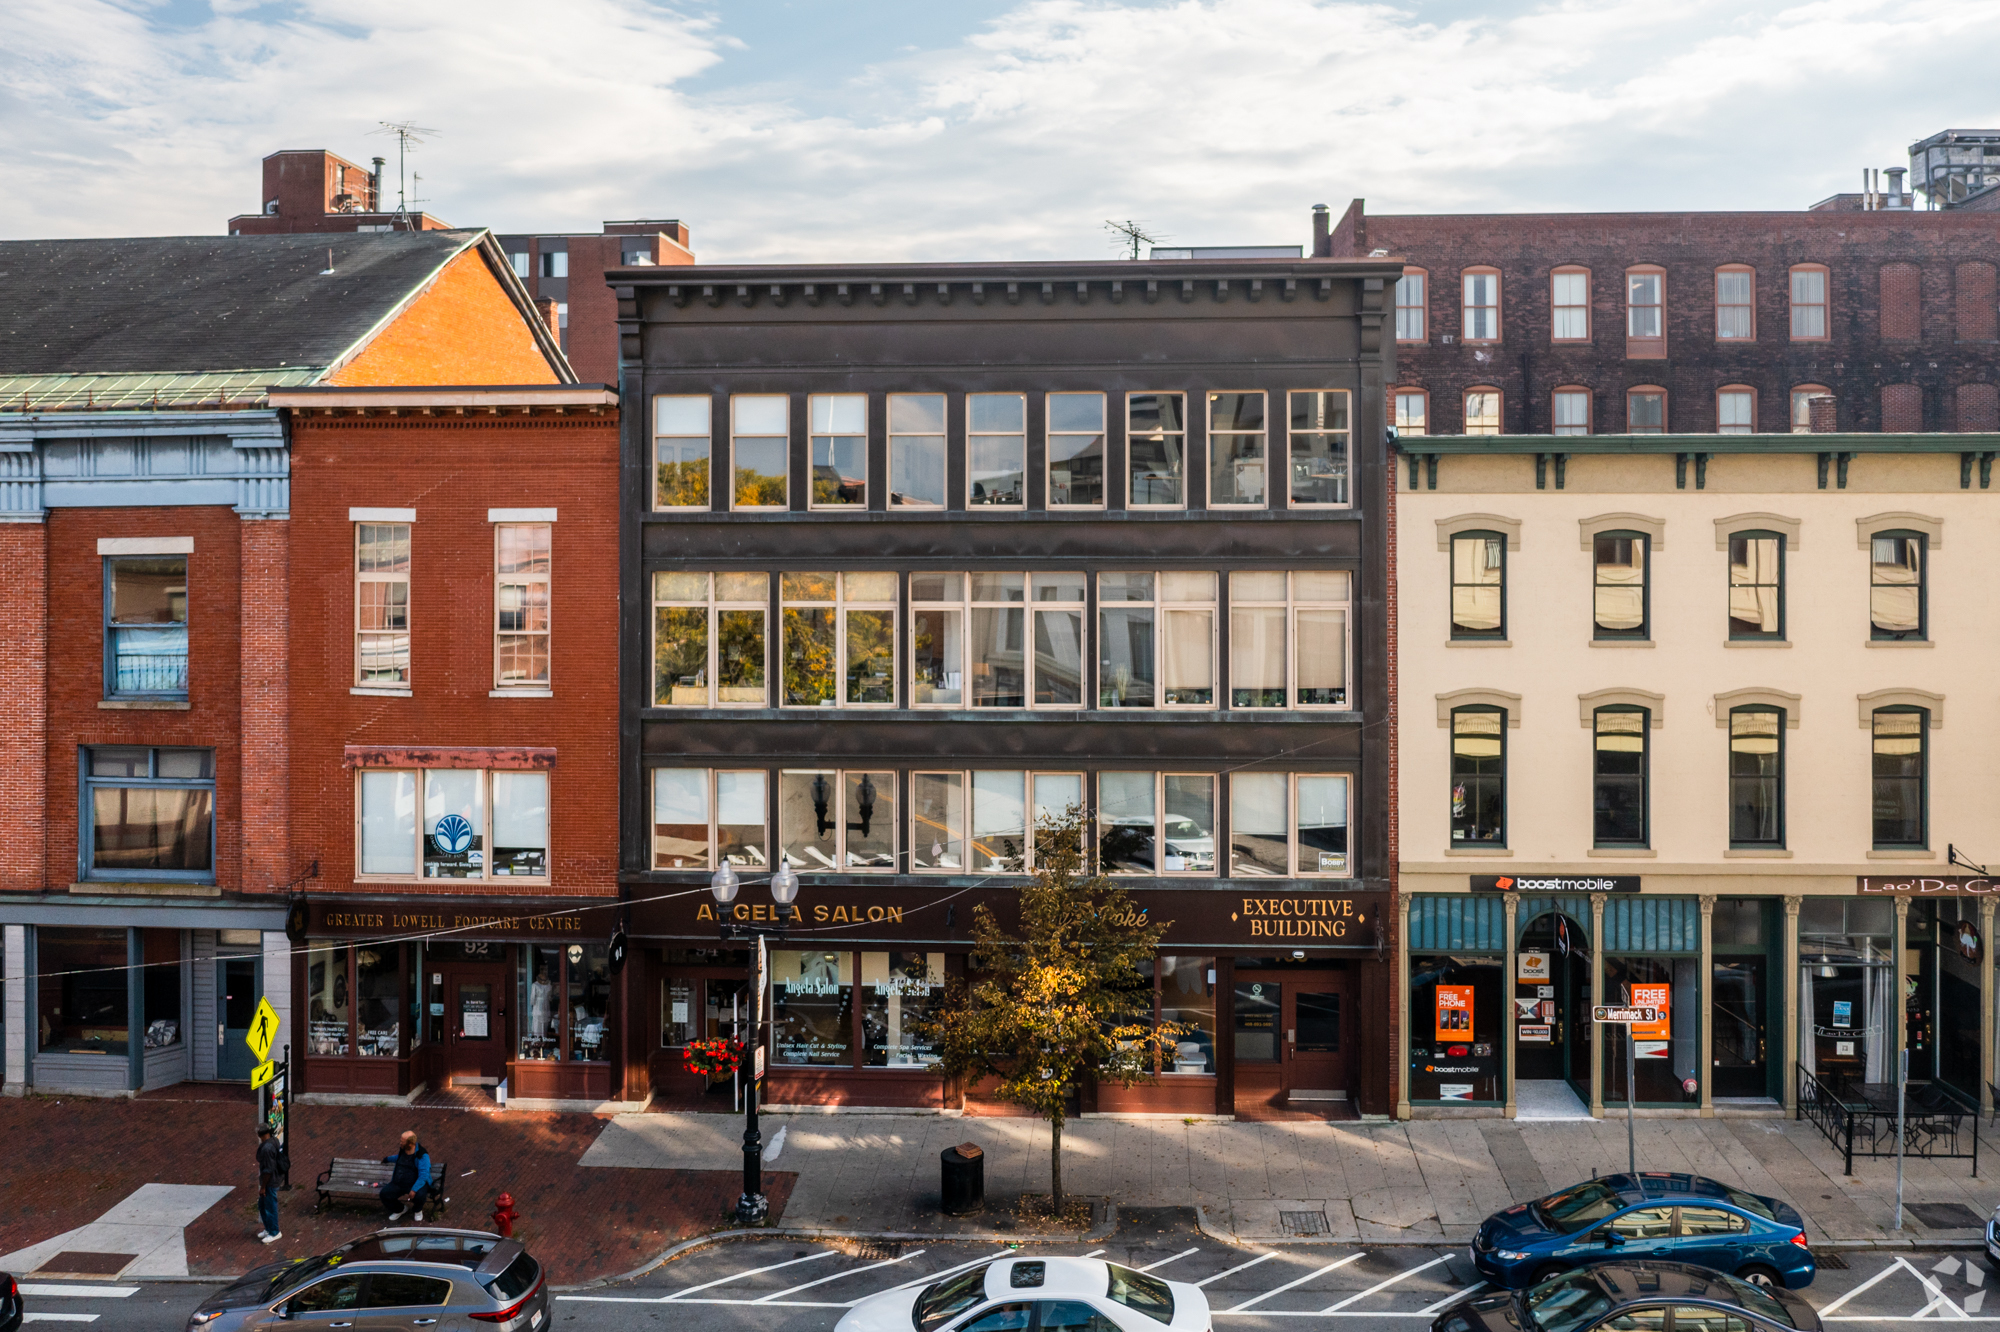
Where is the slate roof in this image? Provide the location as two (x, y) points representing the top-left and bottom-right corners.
(0, 230), (501, 383)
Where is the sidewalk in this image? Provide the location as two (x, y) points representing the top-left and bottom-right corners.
(585, 1110), (2000, 1246)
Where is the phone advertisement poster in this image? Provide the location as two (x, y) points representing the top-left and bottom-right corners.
(1630, 983), (1670, 1057)
(1436, 985), (1474, 1040)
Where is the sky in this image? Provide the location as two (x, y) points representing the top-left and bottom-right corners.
(3, 0), (1996, 262)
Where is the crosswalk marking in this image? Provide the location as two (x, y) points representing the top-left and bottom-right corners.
(17, 1286), (136, 1299)
(1224, 1253), (1365, 1313)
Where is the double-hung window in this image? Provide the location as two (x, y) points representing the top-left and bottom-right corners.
(105, 553), (187, 697)
(779, 769), (896, 871)
(1208, 391), (1267, 507)
(1552, 388), (1591, 435)
(1869, 532), (1925, 640)
(910, 572), (1084, 708)
(968, 393), (1026, 507)
(1789, 266), (1829, 340)
(1047, 392), (1106, 508)
(1450, 708), (1505, 846)
(1229, 772), (1351, 877)
(1099, 772), (1218, 876)
(1592, 709), (1648, 847)
(1395, 270), (1427, 341)
(654, 395), (712, 509)
(1289, 390), (1350, 505)
(809, 394), (868, 509)
(1393, 390), (1427, 438)
(651, 769), (768, 870)
(1449, 534), (1505, 638)
(1728, 708), (1783, 848)
(1871, 709), (1927, 849)
(1464, 389), (1501, 435)
(1552, 270), (1590, 341)
(1593, 532), (1649, 639)
(81, 746), (214, 880)
(494, 524), (550, 688)
(1715, 267), (1755, 339)
(1626, 269), (1664, 346)
(888, 393), (946, 509)
(355, 522), (410, 685)
(1727, 533), (1783, 639)
(653, 572), (767, 706)
(1627, 389), (1666, 434)
(1127, 392), (1186, 507)
(1098, 572), (1214, 708)
(358, 766), (549, 880)
(731, 395), (789, 510)
(1462, 271), (1499, 341)
(1717, 387), (1756, 434)
(781, 572), (896, 706)
(1227, 571), (1351, 708)
(910, 770), (1082, 872)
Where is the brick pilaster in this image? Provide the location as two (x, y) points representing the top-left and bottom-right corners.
(0, 524), (47, 889)
(239, 519), (291, 893)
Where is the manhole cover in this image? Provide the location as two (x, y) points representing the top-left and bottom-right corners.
(1816, 1252), (1849, 1270)
(1280, 1211), (1330, 1236)
(36, 1252), (135, 1276)
(1907, 1203), (1985, 1230)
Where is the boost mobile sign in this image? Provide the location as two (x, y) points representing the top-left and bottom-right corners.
(1472, 875), (1640, 893)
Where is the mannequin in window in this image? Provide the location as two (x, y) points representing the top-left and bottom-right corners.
(530, 965), (555, 1054)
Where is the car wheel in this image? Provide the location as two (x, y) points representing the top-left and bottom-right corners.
(1529, 1264), (1568, 1287)
(1736, 1266), (1782, 1289)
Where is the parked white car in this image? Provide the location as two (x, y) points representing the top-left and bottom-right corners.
(838, 1256), (1210, 1332)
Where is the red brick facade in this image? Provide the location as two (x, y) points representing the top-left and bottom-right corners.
(1333, 202), (2000, 434)
(0, 524), (48, 892)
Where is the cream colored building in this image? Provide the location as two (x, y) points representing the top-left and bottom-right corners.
(1393, 435), (2000, 1123)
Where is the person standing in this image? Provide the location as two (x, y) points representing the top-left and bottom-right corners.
(380, 1130), (433, 1222)
(255, 1125), (283, 1243)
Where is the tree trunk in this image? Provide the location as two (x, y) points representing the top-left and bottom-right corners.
(1050, 1113), (1064, 1210)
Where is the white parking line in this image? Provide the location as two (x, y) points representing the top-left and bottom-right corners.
(661, 1249), (837, 1300)
(872, 1249), (1021, 1299)
(1818, 1259), (1912, 1318)
(1418, 1282), (1486, 1316)
(1196, 1253), (1277, 1287)
(1225, 1254), (1366, 1312)
(756, 1251), (927, 1303)
(1138, 1249), (1202, 1273)
(1319, 1256), (1450, 1313)
(18, 1286), (136, 1298)
(24, 1316), (100, 1324)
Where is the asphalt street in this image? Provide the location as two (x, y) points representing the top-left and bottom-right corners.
(19, 1214), (1997, 1330)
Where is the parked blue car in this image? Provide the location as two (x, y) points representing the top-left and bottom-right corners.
(1471, 1172), (1815, 1291)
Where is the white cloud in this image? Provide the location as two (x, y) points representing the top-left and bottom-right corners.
(1, 0), (1996, 260)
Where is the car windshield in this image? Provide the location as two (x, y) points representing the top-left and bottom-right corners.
(1531, 1181), (1626, 1234)
(1723, 1188), (1776, 1221)
(1523, 1273), (1614, 1332)
(1717, 1276), (1795, 1327)
(265, 1255), (342, 1299)
(916, 1266), (992, 1332)
(1105, 1265), (1174, 1323)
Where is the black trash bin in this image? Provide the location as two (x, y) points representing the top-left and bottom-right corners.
(940, 1142), (985, 1215)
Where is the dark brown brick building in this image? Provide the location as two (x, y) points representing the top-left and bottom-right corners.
(1321, 200), (2000, 437)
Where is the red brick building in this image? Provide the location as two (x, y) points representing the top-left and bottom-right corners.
(227, 149), (452, 235)
(1320, 199), (2000, 437)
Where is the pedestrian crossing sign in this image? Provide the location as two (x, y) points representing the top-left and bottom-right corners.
(251, 1060), (277, 1090)
(246, 996), (280, 1063)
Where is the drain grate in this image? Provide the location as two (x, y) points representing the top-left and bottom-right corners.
(1279, 1211), (1330, 1237)
(854, 1241), (902, 1261)
(1814, 1251), (1849, 1270)
(1907, 1202), (1986, 1230)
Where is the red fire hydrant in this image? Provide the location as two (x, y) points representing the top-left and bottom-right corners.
(491, 1192), (520, 1238)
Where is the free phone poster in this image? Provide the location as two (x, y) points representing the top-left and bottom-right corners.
(1436, 985), (1474, 1039)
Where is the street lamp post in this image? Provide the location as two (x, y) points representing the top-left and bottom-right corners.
(709, 858), (800, 1226)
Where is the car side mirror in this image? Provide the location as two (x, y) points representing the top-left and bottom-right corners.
(1594, 1228), (1622, 1246)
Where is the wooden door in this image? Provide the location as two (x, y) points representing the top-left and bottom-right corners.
(442, 965), (509, 1084)
(1286, 978), (1353, 1099)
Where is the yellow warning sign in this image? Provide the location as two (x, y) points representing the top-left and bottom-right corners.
(250, 1060), (277, 1090)
(246, 996), (280, 1063)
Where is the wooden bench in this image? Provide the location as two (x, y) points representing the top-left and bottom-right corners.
(313, 1155), (449, 1217)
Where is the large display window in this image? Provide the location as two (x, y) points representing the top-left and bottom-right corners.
(37, 928), (130, 1058)
(515, 944), (613, 1063)
(1409, 954), (1502, 1103)
(1798, 897), (1894, 1091)
(1601, 955), (1699, 1105)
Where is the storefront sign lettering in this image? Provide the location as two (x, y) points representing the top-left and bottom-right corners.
(1473, 875), (1640, 893)
(1858, 876), (2000, 894)
(1232, 897), (1363, 938)
(319, 910), (583, 935)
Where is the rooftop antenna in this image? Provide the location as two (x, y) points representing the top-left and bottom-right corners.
(1104, 219), (1162, 260)
(372, 121), (440, 229)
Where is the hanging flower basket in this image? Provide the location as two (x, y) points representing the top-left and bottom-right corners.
(683, 1038), (744, 1081)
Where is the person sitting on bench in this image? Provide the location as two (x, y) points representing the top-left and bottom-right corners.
(380, 1131), (433, 1222)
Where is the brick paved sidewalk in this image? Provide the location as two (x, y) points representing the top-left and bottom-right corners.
(0, 1092), (793, 1283)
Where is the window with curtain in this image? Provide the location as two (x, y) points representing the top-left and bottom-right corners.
(1450, 708), (1505, 846)
(1228, 571), (1350, 706)
(1593, 708), (1648, 846)
(359, 768), (548, 881)
(1715, 268), (1754, 339)
(1393, 391), (1427, 437)
(1727, 533), (1782, 639)
(1728, 709), (1783, 848)
(105, 555), (188, 697)
(650, 769), (767, 870)
(1627, 271), (1663, 339)
(910, 572), (1085, 709)
(83, 746), (214, 879)
(1716, 388), (1755, 434)
(1395, 271), (1426, 341)
(1871, 709), (1926, 849)
(1592, 533), (1648, 639)
(1868, 534), (1924, 640)
(1627, 389), (1665, 433)
(1097, 572), (1215, 709)
(1551, 270), (1589, 340)
(1462, 271), (1499, 341)
(1552, 389), (1590, 435)
(1789, 267), (1828, 340)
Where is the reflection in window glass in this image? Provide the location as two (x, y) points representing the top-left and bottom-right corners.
(36, 928), (131, 1057)
(491, 772), (548, 876)
(1393, 391), (1427, 438)
(862, 952), (944, 1065)
(1127, 393), (1185, 506)
(778, 770), (896, 872)
(1099, 572), (1214, 708)
(844, 771), (895, 867)
(1298, 775), (1348, 875)
(355, 943), (403, 1057)
(1162, 775), (1216, 873)
(654, 395), (712, 509)
(1033, 772), (1083, 865)
(912, 772), (966, 871)
(1463, 390), (1500, 435)
(889, 393), (947, 508)
(1628, 391), (1665, 433)
(1729, 709), (1783, 847)
(1451, 708), (1505, 845)
(653, 571), (767, 707)
(809, 394), (867, 508)
(306, 943), (350, 1057)
(1870, 535), (1923, 639)
(1728, 535), (1782, 638)
(360, 770), (418, 876)
(1451, 535), (1504, 637)
(971, 771), (1026, 871)
(1593, 709), (1648, 845)
(521, 944), (561, 1060)
(422, 769), (482, 878)
(1048, 392), (1105, 507)
(1160, 957), (1216, 1073)
(782, 572), (896, 707)
(1208, 391), (1267, 506)
(570, 944), (612, 1060)
(1593, 535), (1647, 638)
(1286, 390), (1350, 509)
(731, 395), (789, 509)
(772, 950), (851, 1065)
(1872, 709), (1926, 848)
(1099, 772), (1155, 874)
(651, 769), (707, 869)
(968, 393), (1026, 506)
(1230, 773), (1288, 876)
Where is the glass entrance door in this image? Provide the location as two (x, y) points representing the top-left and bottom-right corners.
(216, 957), (258, 1080)
(1233, 980), (1281, 1062)
(1712, 957), (1767, 1097)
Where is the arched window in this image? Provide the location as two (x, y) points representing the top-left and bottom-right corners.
(1625, 265), (1666, 356)
(1551, 267), (1590, 341)
(1396, 268), (1428, 342)
(1593, 707), (1649, 847)
(1716, 385), (1756, 434)
(1463, 387), (1502, 435)
(1626, 386), (1667, 434)
(1552, 386), (1591, 436)
(1394, 388), (1429, 437)
(1788, 265), (1829, 341)
(1789, 384), (1831, 434)
(1451, 707), (1506, 846)
(1715, 265), (1755, 340)
(1461, 268), (1501, 342)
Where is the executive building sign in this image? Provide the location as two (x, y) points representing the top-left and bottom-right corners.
(1858, 876), (2000, 895)
(1471, 875), (1641, 893)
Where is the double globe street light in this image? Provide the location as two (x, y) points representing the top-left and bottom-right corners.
(709, 857), (800, 1225)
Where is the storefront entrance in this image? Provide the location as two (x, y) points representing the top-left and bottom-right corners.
(440, 960), (509, 1085)
(216, 956), (259, 1081)
(1514, 912), (1592, 1102)
(1232, 969), (1355, 1112)
(652, 951), (755, 1108)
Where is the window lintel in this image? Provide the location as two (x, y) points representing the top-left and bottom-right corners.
(1713, 689), (1801, 728)
(344, 744), (556, 770)
(1856, 512), (1943, 550)
(1857, 690), (1944, 728)
(1713, 513), (1801, 551)
(1578, 688), (1664, 728)
(1579, 512), (1666, 551)
(1435, 513), (1522, 552)
(1436, 689), (1521, 727)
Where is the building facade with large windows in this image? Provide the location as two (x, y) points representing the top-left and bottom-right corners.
(1394, 428), (2000, 1121)
(616, 255), (1404, 1117)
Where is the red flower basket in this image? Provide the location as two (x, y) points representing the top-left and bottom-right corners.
(683, 1038), (744, 1080)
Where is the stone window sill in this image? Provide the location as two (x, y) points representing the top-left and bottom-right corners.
(1725, 639), (1791, 649)
(1447, 638), (1511, 648)
(351, 686), (413, 697)
(1866, 639), (1933, 649)
(490, 689), (553, 698)
(1590, 640), (1655, 649)
(1588, 847), (1657, 858)
(1724, 848), (1793, 858)
(68, 881), (221, 897)
(1444, 847), (1512, 857)
(99, 698), (191, 710)
(1866, 849), (1935, 859)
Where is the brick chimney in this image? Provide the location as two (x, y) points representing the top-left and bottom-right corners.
(1312, 204), (1331, 258)
(538, 298), (560, 336)
(1809, 395), (1837, 432)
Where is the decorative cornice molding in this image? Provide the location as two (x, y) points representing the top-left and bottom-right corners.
(1578, 687), (1666, 726)
(1712, 687), (1803, 727)
(1713, 513), (1802, 550)
(1856, 511), (1944, 549)
(1579, 512), (1666, 550)
(1435, 688), (1523, 726)
(1434, 513), (1522, 551)
(1856, 688), (1945, 727)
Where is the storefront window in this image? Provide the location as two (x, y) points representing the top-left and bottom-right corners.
(306, 943), (351, 1056)
(1409, 954), (1502, 1103)
(1799, 897), (1893, 1087)
(520, 945), (562, 1060)
(862, 952), (944, 1066)
(772, 950), (851, 1064)
(1159, 957), (1215, 1074)
(1603, 956), (1699, 1105)
(37, 928), (129, 1057)
(662, 978), (695, 1047)
(570, 944), (612, 1061)
(142, 928), (182, 1050)
(1918, 900), (1981, 1098)
(355, 944), (404, 1057)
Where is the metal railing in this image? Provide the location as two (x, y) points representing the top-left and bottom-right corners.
(1795, 1062), (1980, 1176)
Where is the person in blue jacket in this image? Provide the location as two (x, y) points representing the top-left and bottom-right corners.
(381, 1130), (432, 1222)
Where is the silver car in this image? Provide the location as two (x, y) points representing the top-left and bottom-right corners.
(186, 1228), (547, 1332)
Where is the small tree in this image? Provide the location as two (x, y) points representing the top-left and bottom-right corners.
(922, 809), (1181, 1211)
